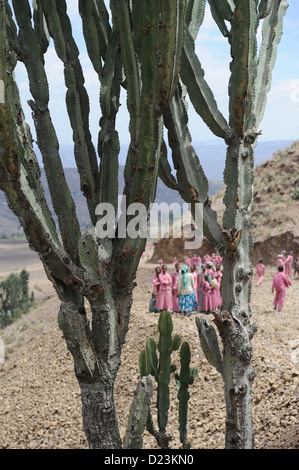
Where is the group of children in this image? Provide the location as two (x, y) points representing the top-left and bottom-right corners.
(149, 249), (296, 316)
(255, 250), (297, 312)
(150, 253), (223, 317)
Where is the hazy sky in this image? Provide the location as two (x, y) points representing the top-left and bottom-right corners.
(15, 1), (299, 146)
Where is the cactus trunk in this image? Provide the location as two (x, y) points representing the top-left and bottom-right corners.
(215, 315), (255, 449)
(80, 378), (121, 449)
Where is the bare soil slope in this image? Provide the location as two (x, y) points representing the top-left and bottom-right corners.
(0, 256), (298, 449)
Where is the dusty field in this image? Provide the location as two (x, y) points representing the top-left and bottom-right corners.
(0, 245), (298, 449)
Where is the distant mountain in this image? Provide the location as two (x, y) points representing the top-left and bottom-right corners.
(0, 138), (295, 236)
(191, 139), (295, 181)
(33, 139), (294, 181)
(0, 165), (223, 236)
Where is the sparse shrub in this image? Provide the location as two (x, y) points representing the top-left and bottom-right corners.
(0, 269), (35, 329)
(291, 188), (299, 200)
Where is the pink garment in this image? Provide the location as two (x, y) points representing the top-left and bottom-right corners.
(272, 272), (291, 291)
(173, 257), (178, 266)
(172, 271), (180, 312)
(203, 255), (210, 264)
(255, 263), (265, 285)
(191, 271), (198, 303)
(191, 256), (198, 266)
(197, 256), (202, 266)
(215, 270), (223, 308)
(156, 273), (173, 310)
(285, 255), (293, 277)
(276, 258), (285, 272)
(202, 281), (212, 312)
(273, 290), (286, 311)
(158, 259), (163, 268)
(272, 272), (291, 311)
(152, 274), (160, 293)
(208, 268), (217, 310)
(185, 257), (191, 267)
(217, 255), (223, 265)
(211, 255), (218, 265)
(172, 271), (180, 290)
(197, 271), (204, 290)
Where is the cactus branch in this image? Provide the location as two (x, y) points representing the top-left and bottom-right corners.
(11, 0), (82, 264)
(181, 29), (229, 138)
(228, 0), (259, 136)
(175, 341), (198, 449)
(207, 1), (230, 36)
(158, 141), (179, 191)
(254, 0), (288, 128)
(195, 317), (223, 374)
(40, 0), (100, 225)
(164, 81), (223, 248)
(186, 0), (206, 41)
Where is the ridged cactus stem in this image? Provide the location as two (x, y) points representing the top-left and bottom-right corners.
(156, 311), (173, 435)
(174, 342), (198, 449)
(97, 28), (121, 213)
(80, 1), (121, 215)
(39, 0), (100, 226)
(139, 311), (181, 449)
(222, 137), (255, 312)
(0, 3), (91, 303)
(112, 0), (188, 287)
(164, 81), (223, 248)
(10, 0), (82, 265)
(123, 375), (153, 449)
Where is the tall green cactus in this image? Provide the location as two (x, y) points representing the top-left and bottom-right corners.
(139, 310), (181, 448)
(174, 342), (198, 449)
(138, 311), (197, 449)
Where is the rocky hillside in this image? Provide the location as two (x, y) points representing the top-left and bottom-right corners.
(211, 141), (299, 264)
(151, 141), (299, 265)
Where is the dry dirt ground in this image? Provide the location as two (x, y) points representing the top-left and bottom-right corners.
(0, 243), (298, 450)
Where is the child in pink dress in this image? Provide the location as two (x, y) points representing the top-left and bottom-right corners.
(271, 265), (292, 312)
(191, 265), (198, 305)
(152, 267), (161, 293)
(255, 259), (265, 286)
(171, 263), (181, 313)
(202, 274), (212, 313)
(285, 252), (293, 277)
(206, 261), (217, 310)
(197, 265), (206, 312)
(156, 265), (173, 311)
